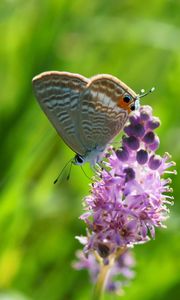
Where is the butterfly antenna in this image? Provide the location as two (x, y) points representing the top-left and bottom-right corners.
(66, 161), (73, 181)
(80, 166), (92, 180)
(139, 87), (155, 98)
(53, 158), (73, 184)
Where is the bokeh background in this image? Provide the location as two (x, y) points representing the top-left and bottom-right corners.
(0, 0), (180, 299)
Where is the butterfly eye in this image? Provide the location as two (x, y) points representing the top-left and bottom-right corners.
(130, 104), (135, 111)
(123, 94), (131, 103)
(75, 154), (84, 165)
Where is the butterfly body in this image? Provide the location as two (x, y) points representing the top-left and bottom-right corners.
(32, 71), (139, 165)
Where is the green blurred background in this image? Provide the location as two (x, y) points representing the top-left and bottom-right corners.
(0, 0), (180, 299)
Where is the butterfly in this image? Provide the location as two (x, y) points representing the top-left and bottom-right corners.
(32, 71), (142, 166)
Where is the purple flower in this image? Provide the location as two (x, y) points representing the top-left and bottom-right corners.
(74, 105), (176, 294)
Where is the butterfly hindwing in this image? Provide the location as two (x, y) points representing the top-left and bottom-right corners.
(32, 71), (89, 155)
(78, 75), (136, 150)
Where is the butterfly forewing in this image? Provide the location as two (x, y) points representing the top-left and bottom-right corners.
(32, 71), (89, 155)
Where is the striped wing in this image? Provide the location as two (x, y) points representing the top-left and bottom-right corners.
(78, 74), (136, 150)
(32, 71), (89, 155)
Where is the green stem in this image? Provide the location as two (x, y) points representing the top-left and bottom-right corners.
(91, 247), (127, 300)
(92, 262), (112, 300)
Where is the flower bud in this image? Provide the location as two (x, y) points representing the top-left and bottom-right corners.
(124, 136), (140, 150)
(148, 155), (162, 170)
(116, 147), (129, 161)
(131, 123), (145, 138)
(140, 106), (152, 121)
(148, 136), (160, 151)
(136, 149), (148, 165)
(147, 117), (161, 130)
(143, 131), (155, 144)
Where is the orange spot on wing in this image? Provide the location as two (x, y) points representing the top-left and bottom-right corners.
(118, 96), (131, 113)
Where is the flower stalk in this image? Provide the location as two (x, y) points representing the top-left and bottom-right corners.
(92, 260), (112, 300)
(92, 247), (127, 300)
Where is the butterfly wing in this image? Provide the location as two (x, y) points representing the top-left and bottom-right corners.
(78, 74), (137, 150)
(32, 71), (89, 156)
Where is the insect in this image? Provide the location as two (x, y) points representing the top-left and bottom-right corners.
(32, 71), (152, 166)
